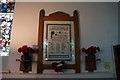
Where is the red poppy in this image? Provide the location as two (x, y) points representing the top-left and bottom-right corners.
(18, 45), (34, 54)
(18, 47), (22, 53)
(87, 48), (92, 54)
(53, 67), (63, 72)
(82, 48), (86, 53)
(82, 46), (100, 55)
(52, 61), (64, 72)
(22, 47), (28, 53)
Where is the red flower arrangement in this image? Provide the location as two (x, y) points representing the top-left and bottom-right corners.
(82, 46), (100, 55)
(18, 45), (35, 54)
(52, 61), (64, 72)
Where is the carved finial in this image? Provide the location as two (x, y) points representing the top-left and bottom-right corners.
(40, 9), (45, 17)
(73, 10), (78, 17)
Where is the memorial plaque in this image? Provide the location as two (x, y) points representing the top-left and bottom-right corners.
(45, 24), (71, 60)
(37, 10), (80, 73)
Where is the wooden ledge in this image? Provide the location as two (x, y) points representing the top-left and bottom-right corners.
(16, 59), (30, 61)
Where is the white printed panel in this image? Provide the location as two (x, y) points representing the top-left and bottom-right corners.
(46, 24), (71, 60)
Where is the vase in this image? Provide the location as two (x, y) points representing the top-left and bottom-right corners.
(85, 54), (96, 72)
(20, 53), (32, 73)
(21, 53), (31, 60)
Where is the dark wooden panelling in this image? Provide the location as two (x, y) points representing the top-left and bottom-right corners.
(113, 45), (120, 80)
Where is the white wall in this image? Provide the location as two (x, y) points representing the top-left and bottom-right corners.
(3, 2), (118, 75)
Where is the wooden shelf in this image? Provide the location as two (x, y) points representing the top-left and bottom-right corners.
(16, 59), (30, 61)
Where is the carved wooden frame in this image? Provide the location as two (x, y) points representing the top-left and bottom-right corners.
(37, 9), (80, 73)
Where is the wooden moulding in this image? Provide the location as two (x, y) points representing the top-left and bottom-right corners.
(37, 9), (80, 73)
(16, 59), (30, 61)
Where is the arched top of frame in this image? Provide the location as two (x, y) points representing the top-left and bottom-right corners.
(49, 11), (70, 18)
